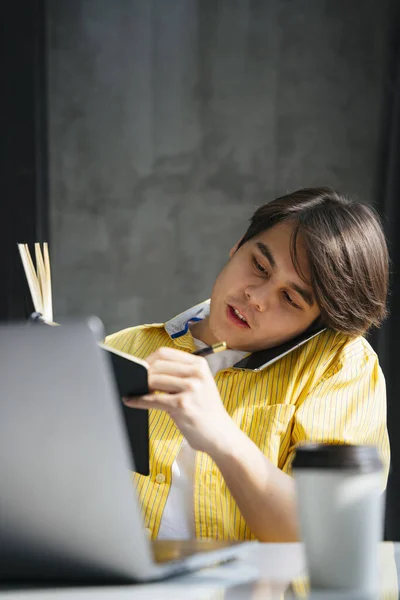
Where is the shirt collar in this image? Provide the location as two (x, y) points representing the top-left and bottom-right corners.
(165, 300), (211, 339)
(165, 300), (325, 371)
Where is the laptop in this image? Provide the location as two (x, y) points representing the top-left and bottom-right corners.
(0, 321), (252, 584)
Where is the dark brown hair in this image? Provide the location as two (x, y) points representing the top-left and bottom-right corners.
(238, 187), (389, 336)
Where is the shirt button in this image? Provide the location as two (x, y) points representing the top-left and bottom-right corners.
(155, 473), (165, 484)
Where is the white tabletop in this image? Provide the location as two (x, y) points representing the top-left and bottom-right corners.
(1, 543), (398, 599)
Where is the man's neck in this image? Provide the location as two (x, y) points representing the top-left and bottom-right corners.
(189, 317), (219, 346)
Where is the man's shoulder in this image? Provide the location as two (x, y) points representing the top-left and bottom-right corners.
(105, 322), (169, 357)
(104, 301), (209, 358)
(309, 329), (379, 380)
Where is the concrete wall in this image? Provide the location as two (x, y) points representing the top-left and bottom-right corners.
(47, 0), (391, 333)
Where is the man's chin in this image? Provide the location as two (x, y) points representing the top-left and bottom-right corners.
(217, 332), (259, 353)
(221, 331), (287, 353)
(209, 323), (253, 352)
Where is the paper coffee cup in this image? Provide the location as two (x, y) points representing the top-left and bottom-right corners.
(292, 444), (384, 592)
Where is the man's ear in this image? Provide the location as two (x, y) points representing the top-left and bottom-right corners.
(229, 239), (242, 258)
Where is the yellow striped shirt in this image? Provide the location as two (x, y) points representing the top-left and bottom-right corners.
(105, 302), (390, 541)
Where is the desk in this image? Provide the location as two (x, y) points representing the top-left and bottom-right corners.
(0, 543), (398, 599)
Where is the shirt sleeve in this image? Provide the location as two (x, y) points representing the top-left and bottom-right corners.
(281, 349), (390, 488)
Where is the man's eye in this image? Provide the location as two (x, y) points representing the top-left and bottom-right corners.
(252, 257), (268, 275)
(283, 291), (300, 309)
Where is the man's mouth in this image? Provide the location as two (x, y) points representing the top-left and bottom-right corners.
(227, 305), (250, 328)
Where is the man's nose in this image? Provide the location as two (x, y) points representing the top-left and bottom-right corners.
(244, 284), (269, 312)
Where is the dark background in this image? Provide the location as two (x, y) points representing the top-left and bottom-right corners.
(2, 0), (400, 539)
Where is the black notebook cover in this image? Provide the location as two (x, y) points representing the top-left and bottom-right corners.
(101, 348), (150, 476)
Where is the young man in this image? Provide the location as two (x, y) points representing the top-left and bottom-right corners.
(106, 187), (390, 543)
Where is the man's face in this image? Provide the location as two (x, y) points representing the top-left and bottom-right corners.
(208, 221), (321, 352)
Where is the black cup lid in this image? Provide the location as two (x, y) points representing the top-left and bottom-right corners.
(292, 443), (383, 473)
